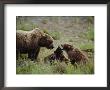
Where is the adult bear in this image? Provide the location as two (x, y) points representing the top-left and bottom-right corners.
(16, 28), (54, 61)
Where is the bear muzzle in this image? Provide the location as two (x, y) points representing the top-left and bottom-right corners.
(47, 44), (54, 49)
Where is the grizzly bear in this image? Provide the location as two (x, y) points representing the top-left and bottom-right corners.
(16, 28), (54, 61)
(44, 46), (69, 64)
(61, 44), (88, 65)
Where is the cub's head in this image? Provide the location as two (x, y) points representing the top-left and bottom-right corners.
(61, 44), (73, 51)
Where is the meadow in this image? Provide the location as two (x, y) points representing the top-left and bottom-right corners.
(16, 16), (94, 74)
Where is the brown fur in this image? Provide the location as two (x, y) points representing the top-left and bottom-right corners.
(61, 44), (88, 65)
(16, 28), (54, 61)
(44, 46), (69, 64)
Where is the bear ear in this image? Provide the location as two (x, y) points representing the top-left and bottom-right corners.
(68, 45), (71, 49)
(69, 45), (73, 49)
(42, 34), (47, 39)
(34, 28), (40, 30)
(67, 45), (72, 49)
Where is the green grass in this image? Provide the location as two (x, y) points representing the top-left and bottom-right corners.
(86, 29), (94, 41)
(43, 29), (60, 40)
(79, 43), (94, 51)
(85, 22), (94, 41)
(16, 21), (39, 31)
(78, 21), (94, 41)
(69, 39), (74, 42)
(16, 59), (94, 74)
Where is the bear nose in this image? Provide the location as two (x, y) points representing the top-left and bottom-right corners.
(48, 44), (54, 49)
(51, 46), (54, 49)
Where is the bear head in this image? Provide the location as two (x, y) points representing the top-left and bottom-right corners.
(38, 34), (54, 49)
(61, 44), (73, 51)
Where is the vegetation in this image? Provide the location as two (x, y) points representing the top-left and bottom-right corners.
(43, 29), (60, 40)
(86, 27), (94, 41)
(17, 59), (94, 74)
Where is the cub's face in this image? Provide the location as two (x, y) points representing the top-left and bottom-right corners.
(61, 44), (73, 51)
(39, 34), (54, 49)
(54, 46), (63, 55)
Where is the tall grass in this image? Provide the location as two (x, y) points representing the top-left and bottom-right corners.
(86, 28), (94, 41)
(43, 29), (60, 40)
(16, 59), (94, 74)
(16, 22), (38, 31)
(79, 43), (94, 51)
(86, 17), (94, 41)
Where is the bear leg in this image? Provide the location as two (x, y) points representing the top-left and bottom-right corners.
(28, 48), (40, 61)
(34, 48), (40, 61)
(28, 51), (35, 61)
(28, 51), (32, 59)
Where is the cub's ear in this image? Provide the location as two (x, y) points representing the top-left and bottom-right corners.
(68, 45), (73, 50)
(68, 45), (71, 49)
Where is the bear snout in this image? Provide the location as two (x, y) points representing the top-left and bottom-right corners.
(47, 44), (54, 49)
